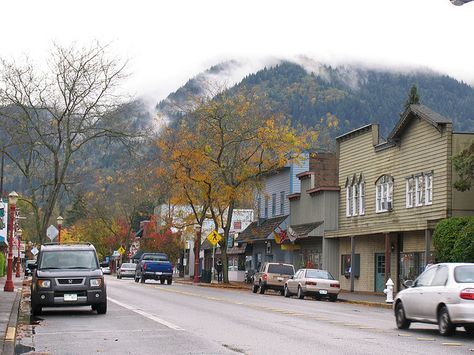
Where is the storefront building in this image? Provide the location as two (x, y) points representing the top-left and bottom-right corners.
(325, 104), (474, 292)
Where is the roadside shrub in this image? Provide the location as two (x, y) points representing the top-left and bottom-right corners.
(433, 217), (474, 262)
(0, 252), (5, 277)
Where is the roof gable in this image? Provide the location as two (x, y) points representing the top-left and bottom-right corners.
(388, 104), (451, 142)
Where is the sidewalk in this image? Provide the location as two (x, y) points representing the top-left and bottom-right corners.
(0, 275), (24, 355)
(174, 277), (393, 309)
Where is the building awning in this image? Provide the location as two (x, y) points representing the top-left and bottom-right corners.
(287, 221), (324, 241)
(216, 243), (247, 255)
(235, 215), (289, 243)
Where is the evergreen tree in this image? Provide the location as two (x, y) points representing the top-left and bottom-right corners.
(404, 85), (420, 110)
(65, 193), (88, 227)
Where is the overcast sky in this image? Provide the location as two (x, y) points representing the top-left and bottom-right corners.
(2, 0), (474, 104)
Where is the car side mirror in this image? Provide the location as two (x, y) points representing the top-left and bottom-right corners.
(403, 280), (414, 288)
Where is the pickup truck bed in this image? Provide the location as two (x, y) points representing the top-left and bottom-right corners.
(135, 253), (173, 284)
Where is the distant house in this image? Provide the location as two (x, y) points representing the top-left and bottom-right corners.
(287, 152), (339, 270)
(153, 203), (253, 281)
(325, 104), (474, 293)
(236, 153), (310, 270)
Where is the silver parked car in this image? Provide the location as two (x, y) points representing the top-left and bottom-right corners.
(284, 268), (340, 301)
(394, 263), (474, 336)
(117, 263), (137, 279)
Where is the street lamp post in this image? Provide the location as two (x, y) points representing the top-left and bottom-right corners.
(4, 191), (18, 292)
(193, 225), (201, 284)
(15, 228), (22, 277)
(57, 215), (63, 244)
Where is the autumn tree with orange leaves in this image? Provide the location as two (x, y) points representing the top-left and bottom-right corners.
(85, 159), (160, 261)
(159, 89), (317, 282)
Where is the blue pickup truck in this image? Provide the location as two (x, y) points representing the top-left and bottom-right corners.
(134, 253), (173, 284)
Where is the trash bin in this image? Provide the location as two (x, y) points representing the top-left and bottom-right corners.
(200, 269), (211, 283)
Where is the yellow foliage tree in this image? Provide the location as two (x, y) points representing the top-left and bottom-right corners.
(159, 89), (317, 282)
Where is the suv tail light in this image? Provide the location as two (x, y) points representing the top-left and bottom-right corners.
(262, 273), (268, 281)
(305, 281), (317, 286)
(143, 263), (147, 271)
(330, 283), (340, 288)
(460, 288), (474, 300)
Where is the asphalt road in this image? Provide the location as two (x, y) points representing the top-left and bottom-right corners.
(23, 276), (474, 354)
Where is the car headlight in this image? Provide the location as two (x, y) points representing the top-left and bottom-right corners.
(38, 280), (51, 288)
(90, 278), (103, 287)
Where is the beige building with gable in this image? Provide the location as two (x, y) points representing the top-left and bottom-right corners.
(325, 104), (474, 293)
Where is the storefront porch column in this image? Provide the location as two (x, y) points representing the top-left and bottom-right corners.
(385, 233), (391, 282)
(350, 235), (355, 292)
(424, 229), (432, 265)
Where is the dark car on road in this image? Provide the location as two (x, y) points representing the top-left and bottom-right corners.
(135, 253), (173, 284)
(30, 243), (107, 315)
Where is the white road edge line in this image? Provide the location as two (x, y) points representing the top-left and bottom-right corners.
(108, 297), (184, 331)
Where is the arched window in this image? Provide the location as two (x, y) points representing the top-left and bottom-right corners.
(375, 175), (394, 213)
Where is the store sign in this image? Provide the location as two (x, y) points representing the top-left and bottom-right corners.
(0, 201), (8, 243)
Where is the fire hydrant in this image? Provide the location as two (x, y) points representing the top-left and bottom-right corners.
(384, 278), (394, 303)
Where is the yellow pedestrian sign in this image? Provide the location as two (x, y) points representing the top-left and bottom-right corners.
(206, 230), (222, 246)
(118, 246), (126, 255)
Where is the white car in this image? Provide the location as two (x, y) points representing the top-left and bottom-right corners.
(101, 266), (111, 275)
(284, 268), (340, 301)
(117, 263), (137, 279)
(394, 263), (474, 336)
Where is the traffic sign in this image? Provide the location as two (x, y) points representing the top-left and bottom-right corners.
(31, 247), (39, 256)
(206, 230), (222, 246)
(118, 246), (125, 255)
(46, 225), (59, 241)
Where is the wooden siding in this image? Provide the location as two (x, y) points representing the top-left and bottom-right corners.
(327, 118), (452, 238)
(402, 230), (428, 252)
(291, 153), (309, 194)
(290, 177), (339, 231)
(258, 170), (291, 218)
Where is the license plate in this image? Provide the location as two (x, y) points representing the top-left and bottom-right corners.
(155, 272), (162, 275)
(319, 290), (328, 295)
(277, 277), (283, 282)
(64, 294), (77, 301)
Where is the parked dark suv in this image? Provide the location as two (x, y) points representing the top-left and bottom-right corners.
(30, 243), (107, 315)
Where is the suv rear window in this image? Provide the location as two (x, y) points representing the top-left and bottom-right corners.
(454, 265), (474, 283)
(267, 264), (294, 275)
(40, 250), (98, 269)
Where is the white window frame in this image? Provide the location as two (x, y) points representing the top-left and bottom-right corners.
(376, 176), (393, 213)
(346, 186), (352, 217)
(415, 175), (423, 207)
(280, 191), (285, 215)
(264, 196), (269, 218)
(359, 182), (365, 215)
(271, 193), (276, 217)
(406, 177), (414, 208)
(352, 184), (358, 216)
(424, 173), (433, 205)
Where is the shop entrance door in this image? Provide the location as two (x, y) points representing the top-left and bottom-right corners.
(375, 253), (385, 292)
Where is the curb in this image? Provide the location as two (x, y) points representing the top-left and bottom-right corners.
(2, 289), (21, 355)
(338, 298), (393, 309)
(174, 280), (392, 308)
(174, 279), (250, 291)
